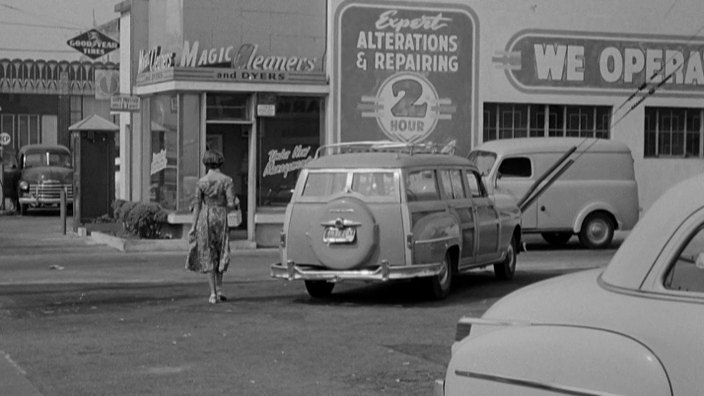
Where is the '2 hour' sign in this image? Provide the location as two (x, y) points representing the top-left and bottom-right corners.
(334, 1), (478, 155)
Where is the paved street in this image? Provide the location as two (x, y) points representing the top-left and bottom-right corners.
(0, 213), (623, 395)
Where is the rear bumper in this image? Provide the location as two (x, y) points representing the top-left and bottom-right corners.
(270, 260), (444, 282)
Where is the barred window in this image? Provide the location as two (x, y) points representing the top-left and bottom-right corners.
(484, 103), (611, 142)
(644, 107), (703, 158)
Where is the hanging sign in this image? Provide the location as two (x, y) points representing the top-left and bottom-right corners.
(67, 29), (119, 59)
(110, 95), (141, 112)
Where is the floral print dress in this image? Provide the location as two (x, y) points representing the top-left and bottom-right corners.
(188, 170), (237, 273)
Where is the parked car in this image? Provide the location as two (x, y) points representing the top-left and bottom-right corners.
(469, 137), (639, 249)
(16, 144), (74, 215)
(270, 141), (522, 299)
(436, 173), (704, 395)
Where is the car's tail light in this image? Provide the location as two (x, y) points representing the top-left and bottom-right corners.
(455, 320), (472, 341)
(280, 232), (286, 248)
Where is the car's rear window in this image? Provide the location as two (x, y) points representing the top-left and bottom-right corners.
(351, 172), (396, 197)
(302, 172), (347, 197)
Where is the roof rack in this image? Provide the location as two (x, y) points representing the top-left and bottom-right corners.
(314, 140), (452, 158)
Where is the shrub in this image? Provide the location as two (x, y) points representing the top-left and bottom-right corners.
(112, 200), (168, 239)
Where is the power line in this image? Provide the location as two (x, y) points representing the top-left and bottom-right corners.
(610, 22), (704, 129)
(0, 1), (89, 30)
(0, 20), (82, 30)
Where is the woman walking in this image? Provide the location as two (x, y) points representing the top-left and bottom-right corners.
(187, 150), (239, 304)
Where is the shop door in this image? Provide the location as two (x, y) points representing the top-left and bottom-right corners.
(206, 124), (249, 235)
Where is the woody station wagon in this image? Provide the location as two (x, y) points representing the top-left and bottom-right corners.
(270, 141), (522, 299)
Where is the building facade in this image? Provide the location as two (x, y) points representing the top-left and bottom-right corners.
(0, 58), (117, 154)
(117, 0), (704, 247)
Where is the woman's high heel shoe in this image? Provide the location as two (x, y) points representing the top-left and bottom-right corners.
(208, 294), (218, 304)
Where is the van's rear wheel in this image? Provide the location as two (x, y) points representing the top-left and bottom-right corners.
(541, 232), (572, 246)
(304, 281), (334, 298)
(579, 213), (614, 249)
(494, 235), (517, 280)
(428, 252), (453, 299)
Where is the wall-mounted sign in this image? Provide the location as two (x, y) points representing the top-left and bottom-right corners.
(110, 95), (141, 112)
(334, 1), (478, 155)
(95, 69), (119, 100)
(181, 41), (318, 72)
(67, 29), (119, 59)
(138, 46), (176, 73)
(136, 40), (326, 86)
(0, 132), (10, 146)
(257, 104), (276, 117)
(496, 30), (704, 97)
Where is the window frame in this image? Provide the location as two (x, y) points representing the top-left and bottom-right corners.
(483, 102), (612, 142)
(644, 106), (704, 159)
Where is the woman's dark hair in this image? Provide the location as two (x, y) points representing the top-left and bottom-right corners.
(202, 150), (224, 169)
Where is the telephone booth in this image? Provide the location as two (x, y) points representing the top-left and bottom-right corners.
(68, 115), (118, 229)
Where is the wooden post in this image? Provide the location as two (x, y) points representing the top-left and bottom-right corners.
(60, 188), (67, 235)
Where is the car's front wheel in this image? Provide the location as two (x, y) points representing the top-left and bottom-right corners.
(428, 252), (453, 299)
(19, 203), (27, 216)
(304, 280), (334, 298)
(494, 234), (517, 280)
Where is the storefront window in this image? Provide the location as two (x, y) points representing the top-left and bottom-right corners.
(258, 96), (322, 208)
(149, 95), (178, 210)
(207, 94), (249, 121)
(179, 94), (202, 211)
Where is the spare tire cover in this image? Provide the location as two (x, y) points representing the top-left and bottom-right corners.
(309, 196), (377, 270)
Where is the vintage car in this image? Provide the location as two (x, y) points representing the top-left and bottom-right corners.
(270, 141), (522, 299)
(15, 144), (74, 215)
(436, 173), (704, 395)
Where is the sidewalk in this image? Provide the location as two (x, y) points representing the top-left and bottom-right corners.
(0, 211), (280, 286)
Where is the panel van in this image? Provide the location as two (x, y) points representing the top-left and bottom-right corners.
(469, 138), (639, 249)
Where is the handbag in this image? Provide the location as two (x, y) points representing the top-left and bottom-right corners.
(228, 207), (242, 227)
(185, 239), (200, 272)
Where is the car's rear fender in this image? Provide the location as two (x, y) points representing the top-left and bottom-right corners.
(446, 324), (672, 396)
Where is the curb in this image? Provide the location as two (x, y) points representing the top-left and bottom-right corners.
(89, 231), (278, 255)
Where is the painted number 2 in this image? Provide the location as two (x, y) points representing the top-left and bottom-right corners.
(391, 79), (427, 118)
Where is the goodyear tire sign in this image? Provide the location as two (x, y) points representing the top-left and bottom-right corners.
(67, 29), (119, 60)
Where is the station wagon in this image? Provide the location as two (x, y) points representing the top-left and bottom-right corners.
(270, 141), (522, 299)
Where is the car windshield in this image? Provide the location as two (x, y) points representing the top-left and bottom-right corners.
(24, 151), (71, 168)
(468, 150), (497, 176)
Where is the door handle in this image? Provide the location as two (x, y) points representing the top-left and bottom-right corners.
(540, 205), (546, 211)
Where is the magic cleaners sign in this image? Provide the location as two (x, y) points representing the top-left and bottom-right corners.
(136, 40), (324, 85)
(496, 30), (704, 97)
